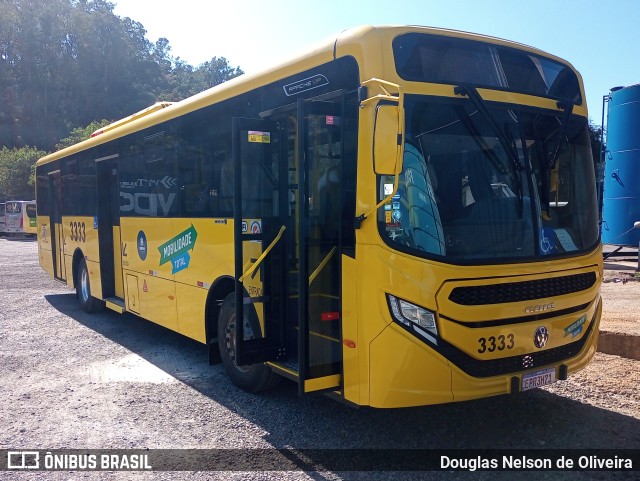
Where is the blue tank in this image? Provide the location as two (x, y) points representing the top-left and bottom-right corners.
(602, 84), (640, 246)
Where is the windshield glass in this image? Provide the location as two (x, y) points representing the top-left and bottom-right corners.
(378, 95), (599, 263)
(5, 202), (22, 214)
(393, 33), (581, 105)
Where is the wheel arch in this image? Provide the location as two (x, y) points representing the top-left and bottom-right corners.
(205, 275), (235, 347)
(71, 248), (85, 289)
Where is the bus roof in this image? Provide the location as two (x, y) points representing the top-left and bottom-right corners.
(90, 102), (174, 138)
(36, 25), (579, 167)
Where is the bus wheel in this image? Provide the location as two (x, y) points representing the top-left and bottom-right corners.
(217, 293), (279, 393)
(76, 258), (103, 313)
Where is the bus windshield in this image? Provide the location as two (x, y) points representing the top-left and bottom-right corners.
(5, 202), (22, 214)
(378, 95), (599, 263)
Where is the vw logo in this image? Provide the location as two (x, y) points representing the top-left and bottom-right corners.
(534, 326), (549, 349)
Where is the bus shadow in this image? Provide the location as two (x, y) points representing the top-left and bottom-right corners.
(45, 293), (640, 458)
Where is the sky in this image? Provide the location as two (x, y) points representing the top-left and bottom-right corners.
(112, 0), (640, 126)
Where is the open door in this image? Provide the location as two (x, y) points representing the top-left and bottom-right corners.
(295, 99), (344, 394)
(232, 97), (345, 396)
(232, 118), (289, 365)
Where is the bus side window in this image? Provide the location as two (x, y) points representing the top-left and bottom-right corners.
(219, 156), (234, 216)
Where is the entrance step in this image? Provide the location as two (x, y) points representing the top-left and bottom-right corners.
(104, 297), (125, 313)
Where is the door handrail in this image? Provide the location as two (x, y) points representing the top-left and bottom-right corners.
(308, 246), (337, 286)
(239, 225), (286, 283)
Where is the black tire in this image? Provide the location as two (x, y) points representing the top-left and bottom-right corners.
(76, 258), (104, 313)
(217, 293), (280, 393)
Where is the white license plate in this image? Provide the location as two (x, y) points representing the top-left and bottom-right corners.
(522, 367), (556, 391)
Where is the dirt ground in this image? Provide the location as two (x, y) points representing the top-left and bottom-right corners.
(601, 262), (640, 336)
(1, 239), (639, 481)
(599, 259), (640, 360)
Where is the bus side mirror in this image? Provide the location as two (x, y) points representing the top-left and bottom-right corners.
(373, 104), (404, 175)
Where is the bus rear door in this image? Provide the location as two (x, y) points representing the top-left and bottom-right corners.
(48, 173), (67, 281)
(96, 154), (124, 303)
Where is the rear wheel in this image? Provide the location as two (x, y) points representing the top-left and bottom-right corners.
(76, 258), (103, 313)
(217, 293), (279, 392)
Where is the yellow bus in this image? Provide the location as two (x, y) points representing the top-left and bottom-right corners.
(36, 26), (602, 407)
(5, 200), (37, 236)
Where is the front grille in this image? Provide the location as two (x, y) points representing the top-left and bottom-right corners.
(449, 272), (597, 306)
(432, 309), (596, 378)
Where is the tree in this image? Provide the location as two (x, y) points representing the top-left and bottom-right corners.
(194, 57), (243, 89)
(54, 119), (111, 150)
(0, 146), (45, 201)
(0, 0), (245, 198)
(588, 120), (603, 166)
(159, 56), (244, 101)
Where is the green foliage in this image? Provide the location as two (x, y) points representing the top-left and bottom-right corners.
(0, 0), (243, 152)
(588, 120), (603, 165)
(0, 0), (243, 196)
(0, 146), (46, 201)
(55, 119), (111, 150)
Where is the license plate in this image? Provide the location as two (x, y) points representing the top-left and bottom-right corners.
(522, 367), (556, 391)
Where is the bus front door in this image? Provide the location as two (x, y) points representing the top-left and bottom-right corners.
(294, 99), (343, 395)
(232, 97), (344, 396)
(232, 118), (289, 367)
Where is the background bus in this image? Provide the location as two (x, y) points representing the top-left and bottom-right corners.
(36, 25), (601, 408)
(0, 203), (5, 234)
(5, 200), (37, 236)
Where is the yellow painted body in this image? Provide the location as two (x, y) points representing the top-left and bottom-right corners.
(354, 244), (601, 407)
(36, 25), (600, 408)
(4, 201), (37, 235)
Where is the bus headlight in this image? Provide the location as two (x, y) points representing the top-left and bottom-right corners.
(387, 294), (438, 341)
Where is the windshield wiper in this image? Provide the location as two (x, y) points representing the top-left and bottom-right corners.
(536, 100), (574, 219)
(454, 85), (525, 217)
(547, 100), (574, 169)
(454, 85), (523, 172)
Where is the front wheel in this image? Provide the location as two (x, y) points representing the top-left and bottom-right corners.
(76, 258), (104, 313)
(217, 293), (279, 392)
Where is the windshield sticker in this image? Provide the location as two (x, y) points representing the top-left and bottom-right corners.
(248, 131), (270, 144)
(384, 183), (394, 196)
(564, 315), (586, 338)
(555, 228), (578, 251)
(325, 115), (340, 126)
(283, 74), (329, 96)
(540, 228), (558, 255)
(157, 225), (198, 274)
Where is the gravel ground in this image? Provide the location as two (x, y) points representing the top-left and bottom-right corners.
(0, 238), (638, 481)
